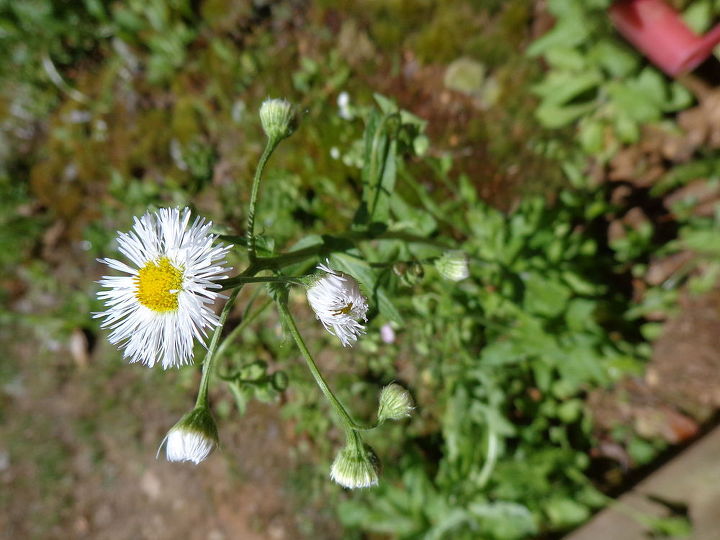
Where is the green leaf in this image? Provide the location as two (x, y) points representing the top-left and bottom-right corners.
(357, 110), (399, 224)
(523, 273), (571, 317)
(681, 228), (720, 255)
(468, 501), (538, 540)
(545, 498), (590, 528)
(633, 68), (666, 106)
(665, 82), (693, 111)
(532, 71), (602, 106)
(527, 19), (591, 57)
(544, 47), (587, 71)
(373, 92), (398, 115)
(535, 101), (596, 129)
(589, 39), (639, 78)
(684, 0), (713, 33)
(390, 192), (437, 235)
(579, 119), (604, 154)
(607, 80), (662, 123)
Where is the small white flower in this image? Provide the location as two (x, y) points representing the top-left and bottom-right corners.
(337, 91), (352, 120)
(306, 261), (369, 347)
(95, 208), (231, 369)
(163, 407), (219, 465)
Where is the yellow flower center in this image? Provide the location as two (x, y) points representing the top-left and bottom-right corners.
(134, 257), (184, 312)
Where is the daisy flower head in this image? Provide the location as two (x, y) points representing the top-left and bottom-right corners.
(95, 207), (231, 369)
(306, 261), (369, 347)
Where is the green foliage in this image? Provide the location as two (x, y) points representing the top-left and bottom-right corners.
(260, 99), (647, 539)
(528, 0), (694, 157)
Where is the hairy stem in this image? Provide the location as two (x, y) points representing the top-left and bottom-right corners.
(276, 298), (371, 432)
(247, 138), (280, 263)
(195, 265), (257, 407)
(214, 297), (273, 366)
(219, 274), (304, 290)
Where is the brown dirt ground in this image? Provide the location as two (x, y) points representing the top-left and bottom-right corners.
(0, 322), (340, 540)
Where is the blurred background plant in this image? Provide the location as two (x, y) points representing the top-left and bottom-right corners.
(3, 1), (720, 539)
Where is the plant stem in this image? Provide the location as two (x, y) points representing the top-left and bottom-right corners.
(214, 297), (273, 367)
(276, 298), (370, 432)
(195, 265), (257, 408)
(247, 138), (280, 263)
(219, 274), (304, 289)
(218, 231), (454, 290)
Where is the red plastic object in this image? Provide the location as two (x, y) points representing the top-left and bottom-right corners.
(609, 0), (720, 76)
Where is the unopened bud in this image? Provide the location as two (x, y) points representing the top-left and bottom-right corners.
(435, 250), (470, 282)
(377, 383), (414, 423)
(163, 407), (219, 465)
(259, 98), (296, 142)
(330, 439), (381, 489)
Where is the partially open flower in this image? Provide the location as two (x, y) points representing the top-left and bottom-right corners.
(306, 261), (369, 347)
(435, 250), (470, 282)
(164, 407), (219, 465)
(330, 438), (380, 489)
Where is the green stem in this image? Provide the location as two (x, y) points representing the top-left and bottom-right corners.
(276, 298), (371, 431)
(242, 231), (451, 274)
(218, 228), (455, 292)
(195, 265), (257, 408)
(247, 138), (280, 263)
(214, 297), (273, 369)
(219, 274), (304, 290)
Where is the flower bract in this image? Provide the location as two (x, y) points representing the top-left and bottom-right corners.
(330, 440), (380, 489)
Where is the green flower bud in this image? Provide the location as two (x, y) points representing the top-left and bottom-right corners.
(163, 407), (219, 465)
(330, 438), (381, 489)
(377, 383), (414, 423)
(259, 98), (297, 142)
(435, 250), (470, 282)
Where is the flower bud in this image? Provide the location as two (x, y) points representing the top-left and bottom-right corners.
(377, 383), (414, 423)
(163, 407), (219, 465)
(259, 98), (296, 142)
(330, 439), (381, 489)
(435, 250), (470, 282)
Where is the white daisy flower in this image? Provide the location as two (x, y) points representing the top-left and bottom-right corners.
(95, 207), (231, 369)
(306, 261), (369, 347)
